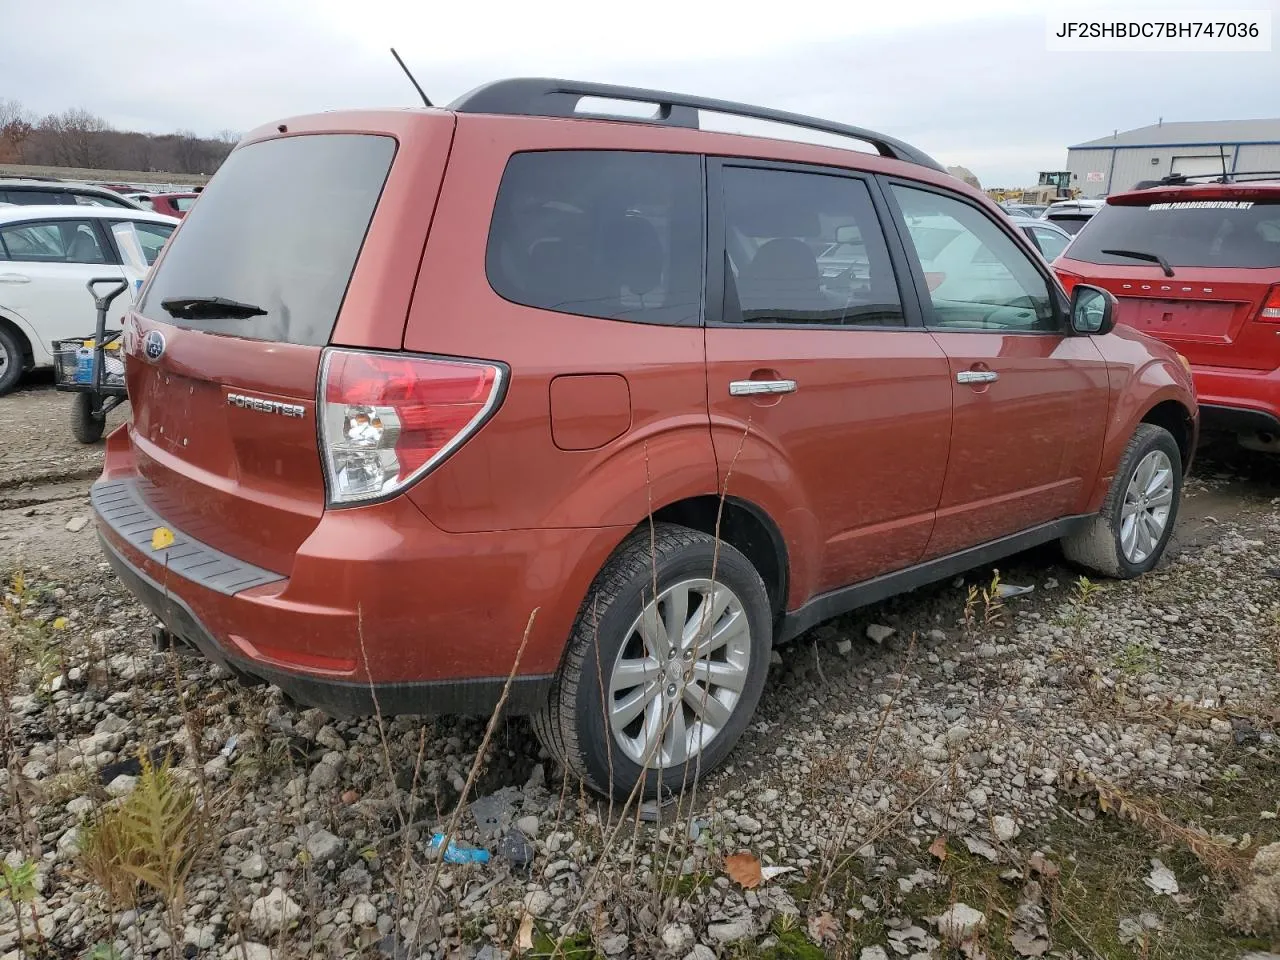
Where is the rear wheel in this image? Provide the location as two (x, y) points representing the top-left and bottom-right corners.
(0, 326), (24, 396)
(1062, 423), (1181, 578)
(70, 393), (105, 444)
(533, 523), (772, 799)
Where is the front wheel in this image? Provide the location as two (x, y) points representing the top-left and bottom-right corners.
(1062, 423), (1182, 578)
(70, 392), (105, 444)
(533, 523), (773, 799)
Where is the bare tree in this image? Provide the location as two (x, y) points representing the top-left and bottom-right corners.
(0, 99), (34, 163)
(172, 129), (210, 174)
(39, 108), (113, 168)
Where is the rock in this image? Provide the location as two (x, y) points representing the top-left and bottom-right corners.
(515, 815), (540, 838)
(836, 639), (853, 656)
(66, 796), (95, 817)
(305, 829), (343, 863)
(993, 815), (1020, 842)
(105, 775), (137, 798)
(250, 888), (301, 932)
(945, 725), (972, 745)
(859, 949), (889, 960)
(683, 947), (716, 960)
(308, 763), (340, 790)
(240, 854), (268, 879)
(1225, 842), (1280, 935)
(707, 918), (754, 944)
(523, 890), (553, 916)
(56, 828), (80, 858)
(183, 924), (217, 950)
(65, 517), (90, 533)
(935, 903), (987, 942)
(599, 934), (628, 955)
(866, 624), (895, 644)
(661, 923), (694, 952)
(352, 896), (377, 927)
(735, 814), (762, 835)
(238, 944), (275, 960)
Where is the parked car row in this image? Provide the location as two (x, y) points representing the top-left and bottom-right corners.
(88, 78), (1198, 800)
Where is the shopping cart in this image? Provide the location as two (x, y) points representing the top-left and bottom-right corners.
(52, 278), (130, 444)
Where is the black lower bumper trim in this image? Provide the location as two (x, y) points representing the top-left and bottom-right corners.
(99, 532), (554, 719)
(1199, 404), (1280, 437)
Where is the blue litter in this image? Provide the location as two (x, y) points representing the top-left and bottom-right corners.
(429, 834), (490, 864)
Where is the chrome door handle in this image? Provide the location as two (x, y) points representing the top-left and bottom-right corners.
(0, 273), (31, 284)
(956, 370), (999, 384)
(729, 379), (797, 397)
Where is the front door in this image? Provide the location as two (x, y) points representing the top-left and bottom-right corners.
(704, 161), (953, 603)
(885, 183), (1110, 558)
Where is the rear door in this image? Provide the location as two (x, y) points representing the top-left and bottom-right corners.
(124, 120), (453, 574)
(885, 182), (1109, 557)
(1061, 196), (1280, 371)
(0, 217), (128, 355)
(704, 160), (952, 597)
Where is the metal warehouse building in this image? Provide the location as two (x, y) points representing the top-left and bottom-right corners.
(1066, 118), (1280, 198)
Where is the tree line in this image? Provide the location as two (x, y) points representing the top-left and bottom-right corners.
(0, 99), (238, 176)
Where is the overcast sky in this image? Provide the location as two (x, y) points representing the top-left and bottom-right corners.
(3, 0), (1277, 186)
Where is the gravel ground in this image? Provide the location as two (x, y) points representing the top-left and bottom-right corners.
(2, 387), (1278, 960)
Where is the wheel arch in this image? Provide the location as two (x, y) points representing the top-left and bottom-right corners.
(648, 494), (789, 622)
(0, 311), (35, 369)
(1139, 398), (1196, 474)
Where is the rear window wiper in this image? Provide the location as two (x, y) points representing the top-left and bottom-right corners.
(1100, 248), (1175, 277)
(160, 296), (268, 320)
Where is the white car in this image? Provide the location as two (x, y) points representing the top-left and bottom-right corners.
(0, 205), (180, 394)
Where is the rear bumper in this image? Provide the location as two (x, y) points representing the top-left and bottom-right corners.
(1192, 363), (1280, 436)
(93, 470), (626, 718)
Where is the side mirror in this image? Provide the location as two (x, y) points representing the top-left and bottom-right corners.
(834, 224), (861, 243)
(1069, 284), (1117, 336)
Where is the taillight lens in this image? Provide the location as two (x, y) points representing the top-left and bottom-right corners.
(1055, 269), (1082, 297)
(319, 349), (504, 506)
(1257, 284), (1280, 323)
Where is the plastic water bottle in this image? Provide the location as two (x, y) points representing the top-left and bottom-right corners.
(75, 346), (94, 384)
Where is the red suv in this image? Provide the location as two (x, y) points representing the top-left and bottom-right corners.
(93, 79), (1197, 798)
(1055, 177), (1280, 453)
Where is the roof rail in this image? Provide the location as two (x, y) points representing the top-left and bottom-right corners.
(447, 78), (945, 173)
(1139, 170), (1280, 188)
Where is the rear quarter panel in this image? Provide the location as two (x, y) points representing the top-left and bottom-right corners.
(1087, 324), (1198, 513)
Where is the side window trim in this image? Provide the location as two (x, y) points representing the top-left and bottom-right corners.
(704, 156), (925, 331)
(877, 176), (1070, 335)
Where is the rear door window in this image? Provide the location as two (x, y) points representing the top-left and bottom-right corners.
(1030, 226), (1070, 261)
(717, 165), (903, 326)
(1066, 199), (1280, 268)
(486, 151), (703, 326)
(138, 134), (396, 346)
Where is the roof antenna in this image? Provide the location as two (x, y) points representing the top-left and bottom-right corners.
(390, 47), (432, 107)
(1219, 143), (1229, 181)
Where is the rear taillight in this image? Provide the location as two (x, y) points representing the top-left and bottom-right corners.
(1257, 284), (1280, 323)
(319, 349), (504, 506)
(1054, 269), (1082, 297)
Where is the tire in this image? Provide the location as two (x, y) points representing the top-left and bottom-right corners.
(70, 392), (105, 444)
(0, 325), (24, 396)
(1062, 423), (1182, 578)
(533, 522), (773, 800)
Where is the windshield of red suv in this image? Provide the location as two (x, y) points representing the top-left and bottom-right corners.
(1069, 197), (1280, 268)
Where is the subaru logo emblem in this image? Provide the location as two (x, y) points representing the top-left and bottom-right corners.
(143, 330), (166, 361)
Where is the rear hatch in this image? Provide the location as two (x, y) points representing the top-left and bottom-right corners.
(1060, 190), (1280, 371)
(125, 117), (452, 574)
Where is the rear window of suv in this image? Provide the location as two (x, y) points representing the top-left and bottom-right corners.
(1069, 197), (1280, 268)
(486, 151), (703, 326)
(139, 134), (395, 346)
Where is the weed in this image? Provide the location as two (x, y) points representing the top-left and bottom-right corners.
(1112, 641), (1157, 676)
(981, 569), (1006, 628)
(78, 747), (214, 956)
(0, 857), (41, 952)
